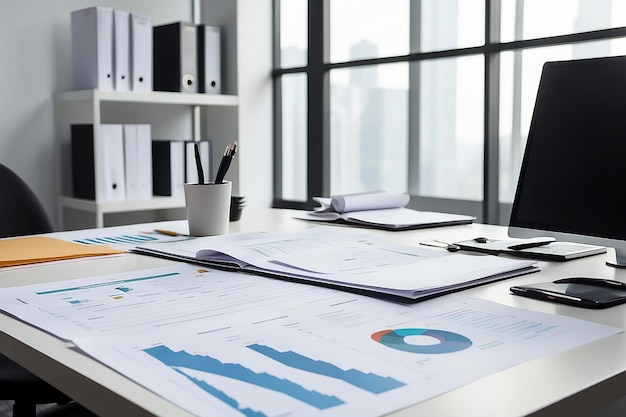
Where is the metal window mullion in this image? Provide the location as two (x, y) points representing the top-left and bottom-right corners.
(510, 0), (524, 201)
(272, 0), (283, 203)
(407, 0), (422, 198)
(306, 0), (330, 207)
(484, 0), (501, 224)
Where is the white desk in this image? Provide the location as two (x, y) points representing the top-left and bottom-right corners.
(1, 208), (625, 417)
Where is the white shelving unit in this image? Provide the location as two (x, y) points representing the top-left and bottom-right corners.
(54, 89), (238, 229)
(55, 89), (238, 107)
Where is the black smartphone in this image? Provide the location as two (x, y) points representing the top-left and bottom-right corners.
(510, 279), (626, 309)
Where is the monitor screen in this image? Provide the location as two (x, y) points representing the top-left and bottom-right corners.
(508, 55), (626, 266)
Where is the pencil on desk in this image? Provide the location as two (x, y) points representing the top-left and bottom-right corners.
(153, 229), (181, 237)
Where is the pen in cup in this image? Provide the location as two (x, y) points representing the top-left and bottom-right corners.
(215, 142), (237, 184)
(194, 142), (205, 184)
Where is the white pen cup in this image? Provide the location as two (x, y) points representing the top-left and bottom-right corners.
(184, 181), (232, 236)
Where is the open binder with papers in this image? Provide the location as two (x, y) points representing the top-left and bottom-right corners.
(293, 191), (475, 231)
(132, 227), (538, 301)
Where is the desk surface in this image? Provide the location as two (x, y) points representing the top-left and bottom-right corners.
(1, 208), (625, 417)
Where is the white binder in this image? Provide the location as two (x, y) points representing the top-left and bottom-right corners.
(123, 125), (139, 199)
(71, 6), (114, 91)
(113, 9), (130, 92)
(170, 141), (185, 197)
(130, 13), (153, 92)
(96, 124), (126, 202)
(136, 124), (153, 199)
(123, 124), (153, 200)
(198, 25), (221, 94)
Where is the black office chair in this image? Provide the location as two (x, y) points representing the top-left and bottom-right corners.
(0, 164), (94, 417)
(0, 164), (54, 239)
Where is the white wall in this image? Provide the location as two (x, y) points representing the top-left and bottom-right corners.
(201, 0), (273, 208)
(235, 0), (274, 208)
(0, 1), (194, 229)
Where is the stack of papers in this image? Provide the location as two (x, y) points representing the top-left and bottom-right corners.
(0, 236), (125, 268)
(132, 227), (538, 300)
(294, 191), (475, 230)
(0, 264), (620, 417)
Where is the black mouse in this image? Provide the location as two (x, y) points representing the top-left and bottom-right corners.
(473, 237), (490, 244)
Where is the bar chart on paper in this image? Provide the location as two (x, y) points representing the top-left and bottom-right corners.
(47, 222), (190, 250)
(143, 342), (409, 415)
(125, 322), (429, 417)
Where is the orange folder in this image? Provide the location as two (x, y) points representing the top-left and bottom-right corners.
(0, 236), (125, 267)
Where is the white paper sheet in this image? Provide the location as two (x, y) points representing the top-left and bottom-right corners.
(0, 265), (621, 417)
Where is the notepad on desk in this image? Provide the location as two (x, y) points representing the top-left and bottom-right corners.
(293, 191), (475, 230)
(0, 236), (125, 268)
(132, 227), (537, 301)
(453, 238), (606, 261)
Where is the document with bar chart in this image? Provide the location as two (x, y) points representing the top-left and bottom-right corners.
(47, 220), (190, 250)
(0, 264), (621, 417)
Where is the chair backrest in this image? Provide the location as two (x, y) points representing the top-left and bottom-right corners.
(0, 163), (54, 238)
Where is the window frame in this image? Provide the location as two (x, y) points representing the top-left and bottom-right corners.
(272, 0), (626, 223)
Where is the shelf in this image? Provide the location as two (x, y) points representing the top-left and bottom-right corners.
(59, 196), (186, 214)
(55, 89), (238, 229)
(55, 89), (238, 107)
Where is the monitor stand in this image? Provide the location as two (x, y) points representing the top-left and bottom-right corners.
(606, 248), (626, 268)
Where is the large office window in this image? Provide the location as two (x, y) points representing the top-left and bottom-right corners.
(273, 0), (626, 223)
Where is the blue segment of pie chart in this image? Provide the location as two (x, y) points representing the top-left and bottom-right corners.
(372, 328), (472, 354)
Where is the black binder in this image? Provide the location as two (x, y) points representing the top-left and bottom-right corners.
(71, 124), (126, 202)
(153, 21), (197, 93)
(71, 124), (96, 200)
(152, 140), (185, 197)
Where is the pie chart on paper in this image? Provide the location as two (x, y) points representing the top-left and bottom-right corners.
(371, 328), (472, 354)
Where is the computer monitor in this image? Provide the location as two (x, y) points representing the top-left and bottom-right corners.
(508, 55), (626, 267)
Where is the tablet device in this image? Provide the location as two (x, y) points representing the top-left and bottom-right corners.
(510, 278), (626, 309)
